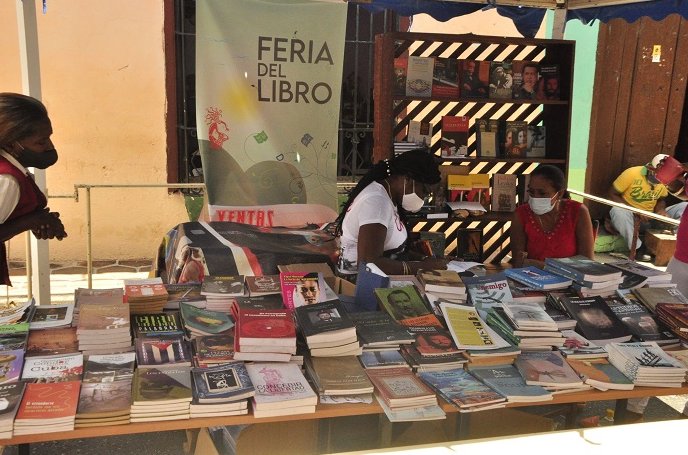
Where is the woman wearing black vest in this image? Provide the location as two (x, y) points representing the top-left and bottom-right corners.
(0, 93), (66, 285)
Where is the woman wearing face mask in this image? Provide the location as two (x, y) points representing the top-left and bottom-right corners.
(335, 148), (447, 276)
(0, 93), (66, 286)
(510, 164), (594, 268)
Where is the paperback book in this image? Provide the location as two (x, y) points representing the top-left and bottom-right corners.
(407, 120), (433, 146)
(475, 118), (500, 158)
(405, 56), (434, 98)
(29, 303), (74, 329)
(488, 61), (513, 100)
(135, 335), (192, 369)
(349, 311), (415, 347)
(244, 275), (281, 297)
(245, 362), (317, 412)
(293, 300), (356, 345)
(431, 57), (459, 98)
(468, 364), (553, 402)
(459, 59), (489, 99)
(374, 286), (443, 328)
(280, 272), (327, 309)
(131, 312), (184, 338)
(418, 368), (506, 410)
(440, 302), (511, 350)
(191, 362), (255, 403)
(505, 267), (572, 290)
(22, 353), (84, 383)
(526, 125), (546, 158)
(558, 296), (632, 345)
(491, 174), (517, 212)
(503, 120), (528, 158)
(26, 326), (78, 357)
(440, 116), (470, 158)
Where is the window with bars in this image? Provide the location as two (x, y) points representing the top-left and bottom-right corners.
(168, 1), (402, 191)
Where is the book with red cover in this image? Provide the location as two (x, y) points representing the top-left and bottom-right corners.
(440, 116), (469, 158)
(236, 308), (296, 348)
(15, 380), (81, 425)
(431, 57), (459, 98)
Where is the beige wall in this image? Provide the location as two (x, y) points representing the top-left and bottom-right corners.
(1, 1), (188, 263)
(411, 9), (547, 38)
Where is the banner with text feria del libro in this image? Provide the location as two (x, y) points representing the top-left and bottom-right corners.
(196, 0), (347, 228)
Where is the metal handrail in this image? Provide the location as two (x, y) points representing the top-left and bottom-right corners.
(567, 188), (680, 226)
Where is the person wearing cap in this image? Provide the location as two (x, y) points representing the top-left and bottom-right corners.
(607, 154), (687, 260)
(334, 148), (448, 277)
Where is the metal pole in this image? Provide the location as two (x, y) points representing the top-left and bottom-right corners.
(86, 187), (92, 289)
(24, 232), (31, 298)
(568, 188), (680, 226)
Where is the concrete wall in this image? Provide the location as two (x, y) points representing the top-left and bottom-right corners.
(0, 1), (188, 263)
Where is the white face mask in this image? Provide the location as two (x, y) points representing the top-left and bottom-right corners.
(401, 179), (425, 213)
(528, 193), (558, 215)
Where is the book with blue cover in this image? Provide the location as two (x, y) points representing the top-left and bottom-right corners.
(504, 267), (572, 290)
(467, 364), (553, 403)
(418, 368), (506, 410)
(544, 256), (622, 283)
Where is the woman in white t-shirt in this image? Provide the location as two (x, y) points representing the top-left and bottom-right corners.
(335, 149), (447, 277)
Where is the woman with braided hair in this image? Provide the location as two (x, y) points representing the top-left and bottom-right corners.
(335, 148), (448, 277)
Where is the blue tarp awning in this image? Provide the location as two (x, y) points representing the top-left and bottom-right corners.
(361, 0), (688, 38)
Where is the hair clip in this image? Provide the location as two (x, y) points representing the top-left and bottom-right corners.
(384, 159), (391, 176)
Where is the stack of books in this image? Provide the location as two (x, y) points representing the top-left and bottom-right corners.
(607, 260), (674, 288)
(514, 350), (590, 394)
(29, 303), (74, 330)
(544, 256), (623, 297)
(349, 311), (415, 351)
(486, 305), (564, 350)
(201, 275), (245, 313)
(179, 303), (234, 338)
(464, 272), (514, 318)
(358, 350), (411, 370)
(230, 295), (283, 321)
(163, 283), (204, 310)
(418, 368), (507, 412)
(462, 346), (522, 367)
(0, 298), (35, 325)
(234, 308), (297, 362)
(190, 362), (254, 418)
(244, 275), (281, 297)
(130, 367), (193, 422)
(76, 298), (132, 356)
(416, 269), (467, 304)
(631, 287), (688, 313)
(294, 301), (361, 357)
(605, 296), (679, 345)
(304, 356), (374, 401)
(22, 352), (84, 383)
(365, 367), (445, 422)
(135, 330), (192, 370)
(565, 357), (634, 391)
(557, 330), (608, 359)
(400, 327), (467, 372)
(24, 326), (75, 359)
(14, 381), (81, 435)
(655, 303), (688, 344)
(125, 278), (169, 314)
(467, 364), (553, 403)
(245, 362), (318, 418)
(606, 341), (688, 387)
(191, 334), (236, 368)
(557, 295), (632, 345)
(75, 353), (135, 427)
(0, 383), (25, 438)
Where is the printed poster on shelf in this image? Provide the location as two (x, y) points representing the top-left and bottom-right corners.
(196, 0), (347, 227)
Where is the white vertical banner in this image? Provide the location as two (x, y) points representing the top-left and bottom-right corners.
(196, 0), (347, 227)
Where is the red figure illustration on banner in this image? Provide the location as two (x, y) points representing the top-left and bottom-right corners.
(206, 107), (229, 149)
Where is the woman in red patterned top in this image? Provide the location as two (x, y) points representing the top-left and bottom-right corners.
(510, 165), (594, 268)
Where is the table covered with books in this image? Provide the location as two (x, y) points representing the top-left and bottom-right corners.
(1, 254), (688, 452)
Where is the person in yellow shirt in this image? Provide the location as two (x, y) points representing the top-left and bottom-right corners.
(608, 154), (686, 259)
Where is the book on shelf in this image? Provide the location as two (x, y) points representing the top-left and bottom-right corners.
(22, 352), (84, 383)
(235, 308), (296, 349)
(131, 366), (193, 406)
(349, 311), (415, 347)
(191, 362), (255, 403)
(294, 300), (356, 345)
(201, 275), (245, 297)
(0, 382), (25, 436)
(192, 334), (235, 366)
(179, 303), (234, 336)
(135, 334), (192, 369)
(491, 174), (517, 212)
(526, 125), (546, 158)
(544, 256), (623, 283)
(503, 120), (528, 158)
(558, 295), (632, 345)
(407, 120), (433, 146)
(511, 61), (539, 100)
(446, 174), (472, 202)
(131, 312), (184, 338)
(632, 287), (688, 313)
(440, 302), (511, 350)
(365, 366), (438, 408)
(14, 380), (80, 433)
(405, 56), (434, 98)
(0, 348), (23, 384)
(475, 118), (499, 158)
(488, 61), (513, 100)
(280, 271), (328, 309)
(504, 266), (572, 290)
(29, 303), (74, 329)
(606, 298), (678, 343)
(514, 350), (585, 388)
(418, 367), (506, 411)
(467, 364), (553, 403)
(468, 174), (491, 210)
(557, 330), (608, 359)
(565, 357), (634, 391)
(537, 64), (560, 101)
(606, 260), (672, 284)
(393, 56), (408, 98)
(245, 362), (317, 412)
(440, 115), (469, 158)
(459, 59), (489, 99)
(374, 286), (443, 328)
(305, 356), (374, 396)
(358, 350), (410, 369)
(431, 57), (459, 98)
(418, 231), (446, 259)
(416, 269), (465, 296)
(26, 326), (78, 357)
(244, 275), (281, 297)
